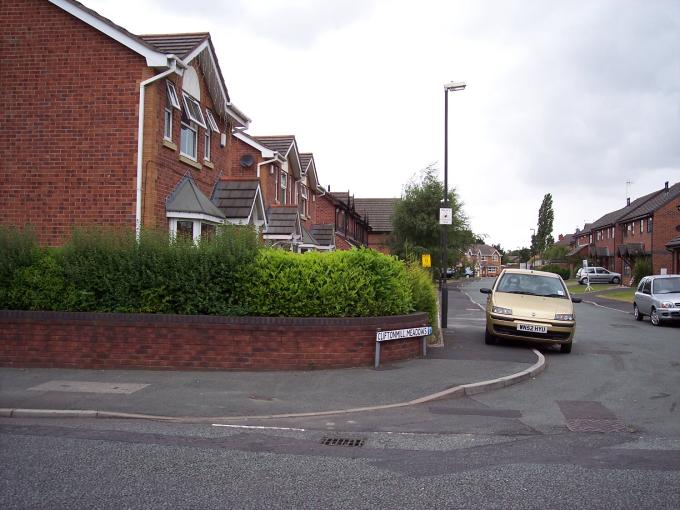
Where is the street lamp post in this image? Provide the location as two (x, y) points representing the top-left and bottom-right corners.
(441, 81), (466, 330)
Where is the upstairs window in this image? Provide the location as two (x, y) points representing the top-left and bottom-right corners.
(181, 92), (207, 129)
(205, 109), (220, 133)
(164, 81), (180, 141)
(180, 114), (198, 160)
(166, 81), (180, 109)
(204, 129), (211, 162)
(300, 185), (308, 217)
(280, 172), (288, 205)
(647, 217), (653, 233)
(640, 219), (644, 234)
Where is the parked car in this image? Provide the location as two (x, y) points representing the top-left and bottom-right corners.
(576, 266), (622, 285)
(480, 268), (581, 353)
(633, 275), (680, 326)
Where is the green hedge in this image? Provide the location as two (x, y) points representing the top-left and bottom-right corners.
(538, 264), (571, 281)
(1, 226), (437, 322)
(0, 226), (42, 309)
(238, 248), (413, 317)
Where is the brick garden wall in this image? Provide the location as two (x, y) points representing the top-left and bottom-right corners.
(0, 311), (429, 371)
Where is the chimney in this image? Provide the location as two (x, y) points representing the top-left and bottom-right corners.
(558, 234), (564, 241)
(627, 197), (630, 206)
(665, 181), (669, 192)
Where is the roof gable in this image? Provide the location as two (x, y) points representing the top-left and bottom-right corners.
(254, 136), (302, 179)
(618, 182), (680, 222)
(299, 153), (319, 190)
(354, 198), (399, 232)
(51, 0), (168, 67)
(211, 179), (266, 228)
(166, 176), (225, 219)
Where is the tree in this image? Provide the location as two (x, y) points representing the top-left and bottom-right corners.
(533, 193), (555, 257)
(390, 164), (474, 271)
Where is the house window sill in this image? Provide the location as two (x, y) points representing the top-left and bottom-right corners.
(179, 155), (202, 170)
(203, 160), (214, 169)
(163, 139), (177, 151)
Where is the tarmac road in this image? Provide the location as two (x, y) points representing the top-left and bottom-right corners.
(2, 279), (679, 509)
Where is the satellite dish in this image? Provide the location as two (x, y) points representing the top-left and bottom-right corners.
(240, 154), (254, 168)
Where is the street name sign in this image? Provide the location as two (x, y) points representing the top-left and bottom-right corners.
(376, 326), (432, 342)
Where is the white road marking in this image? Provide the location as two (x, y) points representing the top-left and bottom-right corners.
(212, 424), (306, 431)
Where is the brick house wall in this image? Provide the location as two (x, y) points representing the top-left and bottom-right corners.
(368, 232), (392, 254)
(592, 225), (617, 270)
(652, 198), (680, 274)
(1, 0), (146, 245)
(1, 0), (231, 244)
(145, 66), (230, 231)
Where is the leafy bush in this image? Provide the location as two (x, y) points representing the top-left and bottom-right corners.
(23, 225), (260, 314)
(405, 262), (439, 338)
(539, 264), (571, 281)
(8, 253), (73, 311)
(0, 226), (41, 309)
(633, 257), (652, 285)
(239, 248), (413, 317)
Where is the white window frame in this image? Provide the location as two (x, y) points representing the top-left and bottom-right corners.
(180, 120), (198, 160)
(205, 109), (220, 133)
(204, 129), (211, 161)
(181, 92), (207, 129)
(169, 217), (220, 244)
(166, 81), (181, 110)
(274, 168), (279, 202)
(164, 107), (173, 140)
(281, 172), (288, 205)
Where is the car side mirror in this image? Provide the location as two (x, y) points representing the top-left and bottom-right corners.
(571, 297), (582, 303)
(480, 288), (492, 294)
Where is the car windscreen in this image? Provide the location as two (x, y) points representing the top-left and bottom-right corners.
(496, 273), (568, 298)
(653, 277), (680, 294)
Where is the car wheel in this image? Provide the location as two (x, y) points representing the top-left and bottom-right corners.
(650, 308), (662, 326)
(579, 278), (586, 285)
(612, 276), (621, 284)
(484, 329), (496, 345)
(633, 304), (643, 321)
(560, 342), (572, 354)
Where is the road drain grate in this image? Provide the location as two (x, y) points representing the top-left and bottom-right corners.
(320, 437), (366, 447)
(567, 418), (629, 433)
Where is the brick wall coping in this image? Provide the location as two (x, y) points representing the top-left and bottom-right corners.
(0, 310), (428, 327)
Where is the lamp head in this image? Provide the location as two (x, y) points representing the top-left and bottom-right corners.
(445, 81), (466, 92)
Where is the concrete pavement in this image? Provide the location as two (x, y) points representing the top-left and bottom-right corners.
(0, 283), (543, 422)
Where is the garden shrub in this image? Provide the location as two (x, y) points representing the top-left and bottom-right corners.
(0, 226), (41, 309)
(539, 264), (571, 281)
(55, 225), (259, 314)
(239, 248), (413, 317)
(405, 261), (439, 338)
(633, 257), (652, 285)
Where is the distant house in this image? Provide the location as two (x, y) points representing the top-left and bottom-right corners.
(565, 181), (680, 281)
(466, 244), (502, 277)
(354, 198), (400, 254)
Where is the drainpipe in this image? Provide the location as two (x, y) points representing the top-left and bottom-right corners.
(135, 59), (182, 240)
(257, 157), (278, 178)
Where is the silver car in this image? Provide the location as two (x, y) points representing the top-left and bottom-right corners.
(576, 266), (622, 285)
(633, 275), (680, 326)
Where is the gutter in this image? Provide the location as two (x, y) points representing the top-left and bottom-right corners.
(135, 59), (185, 239)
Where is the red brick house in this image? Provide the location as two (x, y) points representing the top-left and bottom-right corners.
(466, 244), (502, 277)
(2, 0), (251, 245)
(566, 182), (680, 281)
(616, 181), (680, 276)
(315, 192), (370, 250)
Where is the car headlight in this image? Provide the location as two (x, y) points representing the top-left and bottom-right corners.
(492, 306), (512, 315)
(554, 313), (574, 321)
(659, 301), (674, 309)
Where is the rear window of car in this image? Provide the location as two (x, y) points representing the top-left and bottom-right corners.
(496, 273), (568, 298)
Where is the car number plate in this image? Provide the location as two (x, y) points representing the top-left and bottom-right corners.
(517, 323), (548, 334)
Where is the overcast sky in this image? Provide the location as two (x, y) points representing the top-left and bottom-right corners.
(87, 0), (680, 249)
